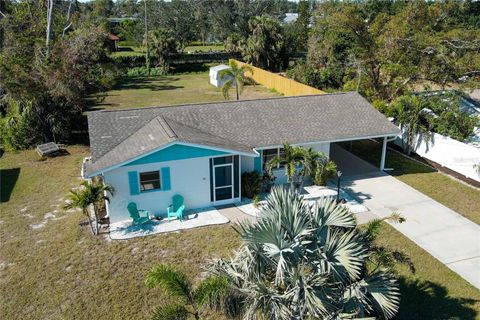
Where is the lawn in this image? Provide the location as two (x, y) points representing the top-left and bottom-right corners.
(1, 147), (479, 319)
(339, 140), (480, 225)
(91, 72), (279, 110)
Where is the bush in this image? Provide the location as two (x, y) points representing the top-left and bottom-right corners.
(241, 171), (262, 199)
(125, 67), (167, 77)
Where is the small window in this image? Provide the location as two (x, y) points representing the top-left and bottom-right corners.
(263, 148), (280, 170)
(139, 171), (161, 192)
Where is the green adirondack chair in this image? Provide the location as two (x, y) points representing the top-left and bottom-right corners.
(127, 202), (151, 225)
(167, 195), (185, 222)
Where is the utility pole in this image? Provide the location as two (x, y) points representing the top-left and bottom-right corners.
(144, 0), (150, 75)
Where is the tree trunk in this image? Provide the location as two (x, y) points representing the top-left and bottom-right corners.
(84, 209), (95, 235)
(92, 204), (100, 235)
(236, 82), (239, 100)
(45, 0), (54, 57)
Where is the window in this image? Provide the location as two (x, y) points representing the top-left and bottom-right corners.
(139, 171), (161, 192)
(262, 147), (285, 170)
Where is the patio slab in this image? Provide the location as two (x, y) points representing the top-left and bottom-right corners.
(109, 207), (229, 240)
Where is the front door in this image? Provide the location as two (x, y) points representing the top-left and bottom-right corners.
(210, 155), (240, 204)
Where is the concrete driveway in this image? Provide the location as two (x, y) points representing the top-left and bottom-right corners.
(331, 144), (480, 289)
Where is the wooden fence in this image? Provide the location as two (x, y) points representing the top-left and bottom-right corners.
(231, 59), (325, 96)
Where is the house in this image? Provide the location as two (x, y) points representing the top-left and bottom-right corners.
(209, 64), (232, 87)
(83, 92), (400, 223)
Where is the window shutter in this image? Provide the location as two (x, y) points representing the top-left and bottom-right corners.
(128, 171), (139, 195)
(254, 150), (263, 173)
(161, 167), (171, 190)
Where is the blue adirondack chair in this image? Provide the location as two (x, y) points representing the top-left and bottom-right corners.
(127, 202), (151, 225)
(167, 195), (185, 222)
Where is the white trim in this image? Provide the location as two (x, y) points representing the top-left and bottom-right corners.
(253, 133), (400, 151)
(86, 141), (258, 178)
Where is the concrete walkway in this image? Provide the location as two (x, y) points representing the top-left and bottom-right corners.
(331, 144), (480, 289)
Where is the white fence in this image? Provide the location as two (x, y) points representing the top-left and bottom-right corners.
(398, 132), (480, 183)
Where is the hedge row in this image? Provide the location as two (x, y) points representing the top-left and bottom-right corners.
(111, 52), (239, 68)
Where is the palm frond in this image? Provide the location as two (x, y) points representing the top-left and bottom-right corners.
(322, 230), (366, 282)
(150, 304), (188, 320)
(342, 272), (400, 319)
(221, 78), (233, 100)
(145, 264), (193, 303)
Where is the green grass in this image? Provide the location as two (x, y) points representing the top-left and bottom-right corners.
(0, 147), (238, 319)
(1, 147), (479, 319)
(339, 140), (480, 225)
(90, 72), (279, 110)
(110, 46), (145, 57)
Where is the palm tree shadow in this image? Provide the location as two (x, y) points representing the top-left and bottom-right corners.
(395, 278), (478, 319)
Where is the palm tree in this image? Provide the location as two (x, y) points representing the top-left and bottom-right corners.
(301, 148), (337, 186)
(206, 187), (401, 319)
(241, 15), (284, 71)
(64, 180), (113, 235)
(219, 60), (253, 100)
(392, 95), (433, 155)
(145, 264), (230, 320)
(267, 142), (305, 189)
(146, 28), (178, 74)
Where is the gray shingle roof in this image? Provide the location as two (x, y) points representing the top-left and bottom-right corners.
(85, 92), (400, 176)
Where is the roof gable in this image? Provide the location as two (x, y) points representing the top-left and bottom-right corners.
(124, 144), (228, 167)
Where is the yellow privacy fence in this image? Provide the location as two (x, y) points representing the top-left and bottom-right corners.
(231, 59), (325, 97)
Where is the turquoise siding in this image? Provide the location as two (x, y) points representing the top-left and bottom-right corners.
(124, 144), (227, 167)
(254, 150), (263, 173)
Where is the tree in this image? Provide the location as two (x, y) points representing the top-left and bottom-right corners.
(0, 3), (114, 150)
(302, 147), (338, 186)
(304, 1), (480, 101)
(294, 0), (310, 52)
(241, 15), (284, 71)
(391, 95), (433, 155)
(219, 60), (252, 100)
(145, 264), (229, 320)
(64, 180), (114, 235)
(267, 142), (305, 189)
(206, 187), (401, 319)
(147, 28), (178, 74)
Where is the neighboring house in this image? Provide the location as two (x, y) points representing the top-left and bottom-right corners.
(209, 64), (231, 87)
(83, 92), (399, 223)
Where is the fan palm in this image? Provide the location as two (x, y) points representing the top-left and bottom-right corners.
(267, 142), (305, 189)
(219, 60), (253, 100)
(206, 187), (401, 319)
(64, 180), (113, 235)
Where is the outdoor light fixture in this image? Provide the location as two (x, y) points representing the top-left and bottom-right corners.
(336, 170), (342, 203)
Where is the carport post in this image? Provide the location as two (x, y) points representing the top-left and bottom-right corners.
(380, 136), (387, 171)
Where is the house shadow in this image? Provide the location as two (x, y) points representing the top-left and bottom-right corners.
(0, 168), (20, 203)
(395, 278), (478, 319)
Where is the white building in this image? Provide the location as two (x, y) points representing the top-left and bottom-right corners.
(209, 64), (232, 87)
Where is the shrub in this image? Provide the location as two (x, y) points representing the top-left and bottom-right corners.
(241, 171), (262, 199)
(125, 67), (167, 77)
